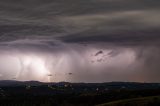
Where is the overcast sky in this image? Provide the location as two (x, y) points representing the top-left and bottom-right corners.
(0, 0), (160, 82)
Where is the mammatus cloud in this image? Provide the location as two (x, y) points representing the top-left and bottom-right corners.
(0, 0), (160, 82)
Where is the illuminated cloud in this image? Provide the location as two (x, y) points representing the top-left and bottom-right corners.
(0, 0), (160, 82)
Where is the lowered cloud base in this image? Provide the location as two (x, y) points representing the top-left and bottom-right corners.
(0, 0), (160, 82)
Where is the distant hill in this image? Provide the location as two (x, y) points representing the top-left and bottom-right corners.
(97, 96), (160, 106)
(0, 80), (160, 90)
(0, 80), (44, 86)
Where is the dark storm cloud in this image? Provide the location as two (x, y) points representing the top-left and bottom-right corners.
(59, 28), (160, 46)
(0, 0), (160, 43)
(0, 0), (160, 82)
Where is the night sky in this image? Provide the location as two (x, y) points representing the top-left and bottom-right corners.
(0, 0), (160, 82)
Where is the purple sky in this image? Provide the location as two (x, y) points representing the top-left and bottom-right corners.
(0, 0), (160, 82)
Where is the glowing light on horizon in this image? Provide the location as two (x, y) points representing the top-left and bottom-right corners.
(15, 55), (51, 82)
(0, 46), (137, 82)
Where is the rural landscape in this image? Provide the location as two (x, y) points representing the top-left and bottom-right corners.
(0, 0), (160, 105)
(0, 81), (160, 106)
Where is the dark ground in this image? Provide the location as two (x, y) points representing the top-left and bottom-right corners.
(0, 81), (160, 106)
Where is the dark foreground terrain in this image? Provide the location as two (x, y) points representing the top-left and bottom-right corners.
(0, 81), (160, 106)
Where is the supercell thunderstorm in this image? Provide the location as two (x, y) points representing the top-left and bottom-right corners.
(0, 0), (160, 82)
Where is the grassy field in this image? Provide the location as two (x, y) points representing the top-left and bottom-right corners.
(97, 96), (160, 106)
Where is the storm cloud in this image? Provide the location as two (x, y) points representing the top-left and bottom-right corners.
(0, 0), (160, 82)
